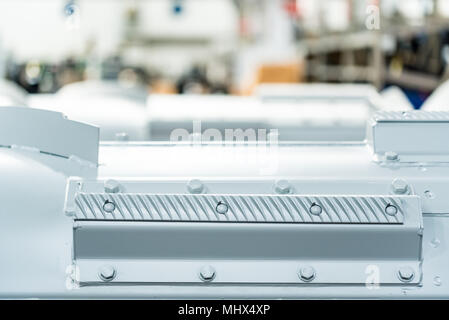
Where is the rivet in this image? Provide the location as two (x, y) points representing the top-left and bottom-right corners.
(187, 179), (204, 194)
(104, 179), (121, 193)
(398, 267), (415, 282)
(309, 203), (322, 215)
(274, 180), (291, 194)
(103, 200), (116, 213)
(430, 238), (441, 248)
(433, 276), (442, 286)
(424, 190), (435, 199)
(199, 265), (216, 282)
(299, 266), (316, 282)
(99, 265), (116, 282)
(391, 178), (409, 195)
(216, 201), (229, 214)
(385, 204), (398, 216)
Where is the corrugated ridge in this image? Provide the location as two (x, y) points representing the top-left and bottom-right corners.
(374, 111), (449, 122)
(74, 193), (404, 224)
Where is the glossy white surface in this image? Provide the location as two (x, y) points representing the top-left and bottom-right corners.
(0, 107), (448, 298)
(0, 144), (449, 298)
(29, 81), (149, 141)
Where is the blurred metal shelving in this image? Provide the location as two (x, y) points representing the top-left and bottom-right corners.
(298, 1), (449, 92)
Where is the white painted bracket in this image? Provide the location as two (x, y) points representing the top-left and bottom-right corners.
(368, 111), (449, 163)
(73, 194), (422, 285)
(66, 180), (423, 286)
(0, 107), (99, 163)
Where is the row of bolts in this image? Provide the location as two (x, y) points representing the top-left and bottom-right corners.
(102, 178), (409, 217)
(99, 177), (413, 283)
(98, 264), (415, 283)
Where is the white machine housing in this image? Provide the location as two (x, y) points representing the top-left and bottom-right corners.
(0, 107), (448, 298)
(147, 83), (412, 142)
(29, 80), (149, 141)
(30, 82), (413, 142)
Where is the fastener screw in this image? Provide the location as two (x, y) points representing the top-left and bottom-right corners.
(309, 203), (322, 215)
(392, 178), (409, 194)
(104, 179), (121, 193)
(216, 201), (229, 214)
(99, 265), (116, 282)
(187, 179), (204, 194)
(274, 180), (291, 194)
(385, 204), (398, 216)
(199, 265), (216, 282)
(385, 151), (399, 161)
(299, 266), (316, 282)
(398, 267), (414, 282)
(103, 200), (116, 213)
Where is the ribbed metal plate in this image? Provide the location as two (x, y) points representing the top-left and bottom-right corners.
(74, 193), (404, 224)
(373, 111), (449, 122)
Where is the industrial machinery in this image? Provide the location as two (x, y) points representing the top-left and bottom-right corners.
(1, 106), (448, 299)
(147, 83), (412, 141)
(28, 82), (413, 143)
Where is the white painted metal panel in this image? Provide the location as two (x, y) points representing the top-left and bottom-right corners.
(0, 107), (99, 163)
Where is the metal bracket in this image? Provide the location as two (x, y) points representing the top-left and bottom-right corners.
(0, 107), (99, 163)
(67, 180), (423, 287)
(368, 111), (449, 163)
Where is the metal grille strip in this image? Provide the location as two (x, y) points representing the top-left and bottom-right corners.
(74, 193), (404, 224)
(374, 111), (449, 122)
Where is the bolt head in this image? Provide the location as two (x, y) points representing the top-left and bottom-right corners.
(392, 178), (409, 194)
(104, 179), (121, 193)
(103, 200), (116, 213)
(398, 267), (414, 282)
(299, 266), (316, 282)
(385, 204), (398, 216)
(199, 265), (216, 282)
(274, 180), (291, 194)
(385, 151), (399, 161)
(309, 203), (322, 216)
(187, 179), (204, 194)
(216, 202), (229, 215)
(99, 265), (116, 282)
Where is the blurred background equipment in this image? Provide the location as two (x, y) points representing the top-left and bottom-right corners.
(147, 83), (410, 142)
(421, 78), (449, 110)
(2, 0), (449, 300)
(380, 85), (414, 110)
(3, 0), (449, 140)
(0, 79), (28, 106)
(29, 80), (149, 141)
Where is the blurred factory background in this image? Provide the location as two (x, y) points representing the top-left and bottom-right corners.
(1, 0), (449, 141)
